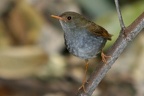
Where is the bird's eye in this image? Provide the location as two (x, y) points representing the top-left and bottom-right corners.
(67, 16), (71, 20)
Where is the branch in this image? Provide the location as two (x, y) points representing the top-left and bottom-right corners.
(77, 2), (144, 96)
(114, 0), (125, 29)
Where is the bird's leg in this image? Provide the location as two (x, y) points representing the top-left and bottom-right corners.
(101, 50), (111, 63)
(78, 59), (89, 92)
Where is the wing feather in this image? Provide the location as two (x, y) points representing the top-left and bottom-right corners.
(87, 22), (112, 40)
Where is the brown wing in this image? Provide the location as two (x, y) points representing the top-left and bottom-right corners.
(87, 22), (112, 40)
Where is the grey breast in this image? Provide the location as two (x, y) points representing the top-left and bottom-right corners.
(63, 27), (107, 59)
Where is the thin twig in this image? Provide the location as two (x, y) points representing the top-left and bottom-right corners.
(114, 0), (125, 29)
(76, 2), (144, 96)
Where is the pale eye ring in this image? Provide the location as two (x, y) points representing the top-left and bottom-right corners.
(67, 16), (71, 20)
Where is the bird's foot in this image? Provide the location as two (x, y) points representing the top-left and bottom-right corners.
(101, 52), (111, 63)
(78, 81), (88, 92)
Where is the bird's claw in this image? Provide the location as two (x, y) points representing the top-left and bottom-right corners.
(101, 52), (111, 63)
(78, 83), (86, 92)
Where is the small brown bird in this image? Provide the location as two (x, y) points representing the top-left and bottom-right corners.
(51, 11), (112, 92)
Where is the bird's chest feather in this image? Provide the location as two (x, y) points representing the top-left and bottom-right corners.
(63, 27), (106, 59)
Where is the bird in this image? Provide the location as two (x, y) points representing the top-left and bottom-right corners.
(51, 11), (112, 92)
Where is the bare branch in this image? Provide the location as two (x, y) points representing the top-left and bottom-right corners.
(76, 5), (144, 96)
(114, 0), (125, 29)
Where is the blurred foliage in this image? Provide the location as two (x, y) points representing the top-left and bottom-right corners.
(0, 0), (43, 46)
(95, 0), (144, 49)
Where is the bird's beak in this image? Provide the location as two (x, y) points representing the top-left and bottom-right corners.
(51, 15), (64, 21)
